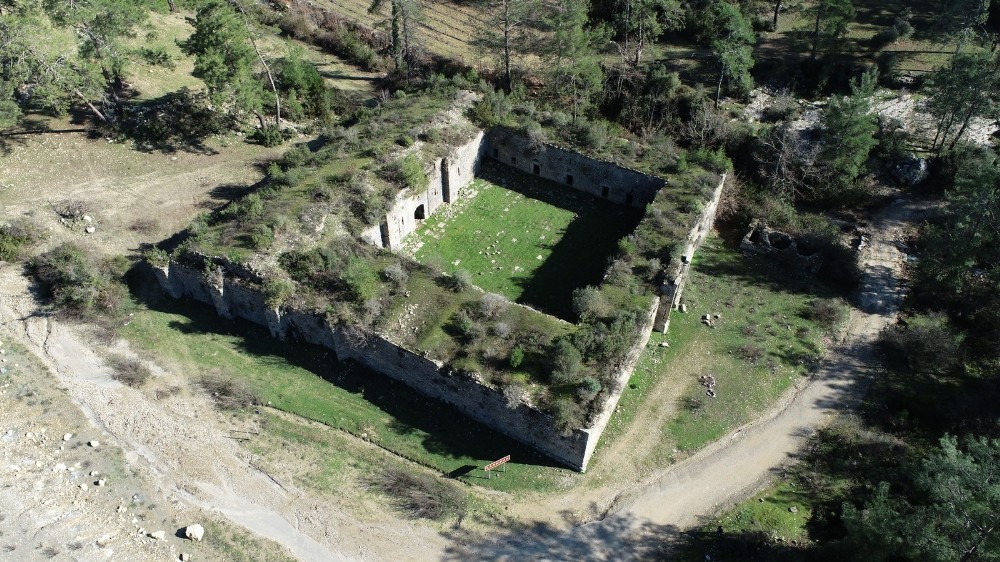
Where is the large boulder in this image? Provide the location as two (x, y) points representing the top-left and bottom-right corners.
(892, 155), (929, 187)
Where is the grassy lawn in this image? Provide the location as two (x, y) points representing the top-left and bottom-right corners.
(122, 293), (576, 493)
(405, 160), (642, 320)
(591, 235), (848, 475)
(664, 237), (845, 451)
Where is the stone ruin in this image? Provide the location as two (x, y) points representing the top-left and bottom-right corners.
(740, 220), (823, 273)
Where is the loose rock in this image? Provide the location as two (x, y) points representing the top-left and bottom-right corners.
(184, 524), (205, 542)
(88, 440), (99, 448)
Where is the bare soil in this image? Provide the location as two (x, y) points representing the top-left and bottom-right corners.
(0, 129), (450, 561)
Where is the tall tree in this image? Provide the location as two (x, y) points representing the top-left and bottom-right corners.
(932, 0), (990, 51)
(809, 0), (854, 60)
(817, 68), (877, 195)
(843, 435), (1000, 562)
(710, 0), (755, 108)
(368, 0), (422, 70)
(475, 0), (537, 92)
(926, 51), (1000, 153)
(612, 0), (681, 72)
(543, 0), (609, 119)
(181, 0), (279, 129)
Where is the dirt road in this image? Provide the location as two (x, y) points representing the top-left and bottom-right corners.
(447, 198), (934, 560)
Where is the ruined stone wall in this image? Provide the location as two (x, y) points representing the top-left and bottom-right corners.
(362, 131), (486, 249)
(155, 261), (611, 470)
(655, 174), (727, 332)
(484, 129), (664, 209)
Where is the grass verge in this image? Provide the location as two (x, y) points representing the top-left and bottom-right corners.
(122, 294), (574, 493)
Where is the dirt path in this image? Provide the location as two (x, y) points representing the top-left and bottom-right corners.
(448, 197), (936, 559)
(1, 130), (450, 562)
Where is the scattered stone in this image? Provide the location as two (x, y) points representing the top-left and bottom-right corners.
(88, 440), (99, 448)
(53, 463), (67, 472)
(90, 470), (99, 476)
(96, 534), (114, 547)
(679, 304), (687, 313)
(659, 342), (670, 348)
(150, 530), (166, 540)
(79, 483), (88, 491)
(184, 524), (205, 542)
(85, 226), (96, 234)
(63, 433), (72, 441)
(117, 505), (127, 513)
(789, 506), (799, 513)
(82, 215), (93, 223)
(180, 554), (191, 562)
(96, 479), (106, 487)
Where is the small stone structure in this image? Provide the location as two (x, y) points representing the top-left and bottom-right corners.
(739, 220), (823, 273)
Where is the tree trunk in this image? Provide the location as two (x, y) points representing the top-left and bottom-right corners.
(811, 3), (823, 60)
(167, 0), (176, 12)
(75, 90), (107, 122)
(716, 67), (724, 109)
(503, 0), (512, 92)
(391, 1), (403, 69)
(233, 0), (281, 127)
(772, 1), (782, 29)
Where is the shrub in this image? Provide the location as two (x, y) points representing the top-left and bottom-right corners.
(762, 96), (800, 122)
(879, 313), (963, 375)
(550, 339), (583, 384)
(805, 298), (847, 329)
(509, 346), (525, 369)
(0, 221), (40, 261)
(452, 269), (473, 292)
(248, 224), (274, 249)
(479, 293), (508, 319)
(29, 243), (129, 318)
(107, 355), (152, 388)
(251, 125), (284, 147)
(199, 373), (261, 410)
(368, 467), (466, 520)
(572, 286), (608, 321)
(382, 261), (409, 291)
(263, 277), (294, 308)
(342, 257), (381, 303)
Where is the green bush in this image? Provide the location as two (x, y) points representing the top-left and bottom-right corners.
(251, 125), (284, 147)
(107, 355), (152, 388)
(29, 243), (130, 318)
(0, 221), (40, 261)
(549, 339), (583, 385)
(509, 346), (525, 369)
(804, 298), (847, 329)
(342, 257), (380, 303)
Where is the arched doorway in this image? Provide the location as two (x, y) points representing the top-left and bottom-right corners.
(414, 204), (426, 220)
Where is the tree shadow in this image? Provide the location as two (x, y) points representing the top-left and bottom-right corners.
(115, 88), (227, 155)
(442, 510), (685, 561)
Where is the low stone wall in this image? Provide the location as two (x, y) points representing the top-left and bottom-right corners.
(154, 260), (629, 471)
(655, 174), (727, 332)
(484, 128), (664, 209)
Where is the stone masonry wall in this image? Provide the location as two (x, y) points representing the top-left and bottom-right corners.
(655, 174), (727, 332)
(484, 128), (665, 209)
(155, 260), (610, 470)
(362, 131), (485, 249)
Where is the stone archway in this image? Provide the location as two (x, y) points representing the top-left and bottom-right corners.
(414, 204), (426, 220)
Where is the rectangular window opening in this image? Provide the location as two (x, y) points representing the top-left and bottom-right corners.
(601, 185), (609, 198)
(565, 174), (574, 186)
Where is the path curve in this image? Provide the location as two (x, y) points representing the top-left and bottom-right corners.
(448, 197), (936, 560)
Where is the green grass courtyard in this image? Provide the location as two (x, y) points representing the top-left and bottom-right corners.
(404, 160), (643, 320)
